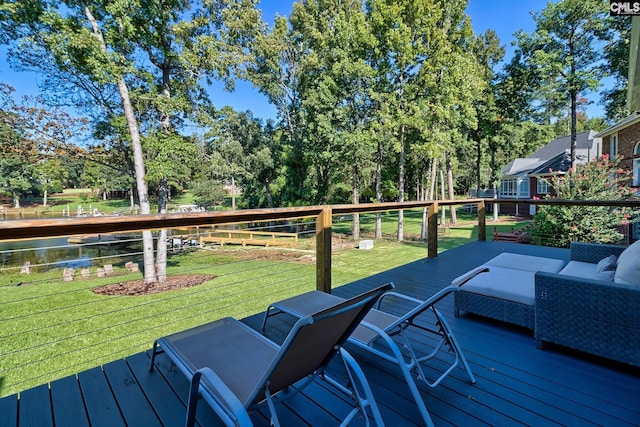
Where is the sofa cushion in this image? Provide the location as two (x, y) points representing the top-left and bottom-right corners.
(559, 261), (599, 279)
(614, 240), (640, 286)
(590, 271), (615, 282)
(484, 253), (566, 273)
(596, 255), (617, 273)
(461, 266), (535, 306)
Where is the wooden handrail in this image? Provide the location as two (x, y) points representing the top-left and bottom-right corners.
(0, 206), (326, 241)
(2, 198), (636, 242)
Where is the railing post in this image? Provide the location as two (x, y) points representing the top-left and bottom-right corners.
(478, 200), (486, 241)
(427, 202), (438, 258)
(316, 206), (332, 293)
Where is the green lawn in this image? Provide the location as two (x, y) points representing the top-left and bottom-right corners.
(8, 190), (199, 216)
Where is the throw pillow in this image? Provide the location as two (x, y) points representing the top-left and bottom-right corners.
(596, 255), (617, 273)
(614, 240), (640, 286)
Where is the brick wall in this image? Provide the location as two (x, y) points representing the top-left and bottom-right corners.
(603, 123), (640, 172)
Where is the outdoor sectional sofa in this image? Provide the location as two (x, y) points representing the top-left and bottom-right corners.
(535, 241), (640, 367)
(454, 252), (566, 330)
(454, 241), (640, 367)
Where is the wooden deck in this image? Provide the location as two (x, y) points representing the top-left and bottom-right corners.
(2, 241), (639, 426)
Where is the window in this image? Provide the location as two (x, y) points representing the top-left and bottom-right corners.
(499, 178), (529, 197)
(500, 179), (517, 196)
(518, 179), (530, 197)
(634, 142), (640, 186)
(611, 133), (619, 159)
(537, 179), (551, 194)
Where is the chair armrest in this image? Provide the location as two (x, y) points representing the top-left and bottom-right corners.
(451, 266), (490, 288)
(569, 241), (626, 263)
(376, 290), (423, 307)
(190, 367), (252, 427)
(376, 266), (489, 312)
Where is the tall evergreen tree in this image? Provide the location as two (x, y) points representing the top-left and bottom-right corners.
(601, 15), (631, 121)
(514, 0), (609, 168)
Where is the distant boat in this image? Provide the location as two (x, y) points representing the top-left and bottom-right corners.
(174, 204), (205, 213)
(68, 234), (119, 244)
(55, 256), (91, 268)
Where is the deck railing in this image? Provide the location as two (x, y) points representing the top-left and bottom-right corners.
(0, 198), (638, 397)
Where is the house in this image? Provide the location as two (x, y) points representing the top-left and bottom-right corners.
(498, 130), (602, 216)
(593, 112), (640, 187)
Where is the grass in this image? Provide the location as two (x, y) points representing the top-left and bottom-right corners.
(0, 206), (529, 397)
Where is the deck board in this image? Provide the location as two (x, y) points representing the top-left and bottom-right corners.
(18, 384), (52, 427)
(77, 367), (126, 427)
(125, 352), (188, 427)
(102, 359), (162, 427)
(2, 241), (640, 426)
(50, 376), (89, 427)
(0, 394), (17, 427)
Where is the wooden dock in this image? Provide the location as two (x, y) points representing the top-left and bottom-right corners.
(199, 229), (299, 247)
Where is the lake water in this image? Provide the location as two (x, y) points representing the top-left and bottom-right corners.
(0, 237), (139, 271)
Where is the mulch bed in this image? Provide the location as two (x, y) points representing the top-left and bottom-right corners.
(92, 274), (215, 296)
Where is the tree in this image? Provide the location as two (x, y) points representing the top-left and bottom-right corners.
(4, 0), (261, 284)
(287, 0), (378, 237)
(514, 0), (609, 168)
(367, 0), (445, 241)
(601, 15), (631, 122)
(229, 115), (283, 208)
(37, 159), (67, 206)
(249, 15), (307, 204)
(532, 155), (637, 247)
(469, 30), (505, 196)
(0, 83), (83, 207)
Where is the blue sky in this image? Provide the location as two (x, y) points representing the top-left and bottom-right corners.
(2, 0), (598, 122)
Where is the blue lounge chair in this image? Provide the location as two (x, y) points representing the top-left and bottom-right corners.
(262, 273), (486, 427)
(150, 283), (393, 427)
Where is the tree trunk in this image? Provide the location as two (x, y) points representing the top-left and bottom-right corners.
(446, 151), (457, 224)
(156, 177), (168, 282)
(129, 187), (135, 212)
(440, 166), (446, 225)
(375, 138), (383, 239)
(493, 181), (499, 221)
(570, 88), (577, 169)
(82, 2), (156, 284)
(397, 124), (406, 242)
(231, 175), (236, 210)
(429, 157), (437, 201)
(154, 65), (172, 284)
(43, 188), (48, 207)
(490, 148), (498, 221)
(352, 166), (360, 241)
(420, 159), (431, 240)
(476, 135), (482, 197)
(264, 180), (273, 208)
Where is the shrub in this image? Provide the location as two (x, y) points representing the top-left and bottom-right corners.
(532, 155), (638, 247)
